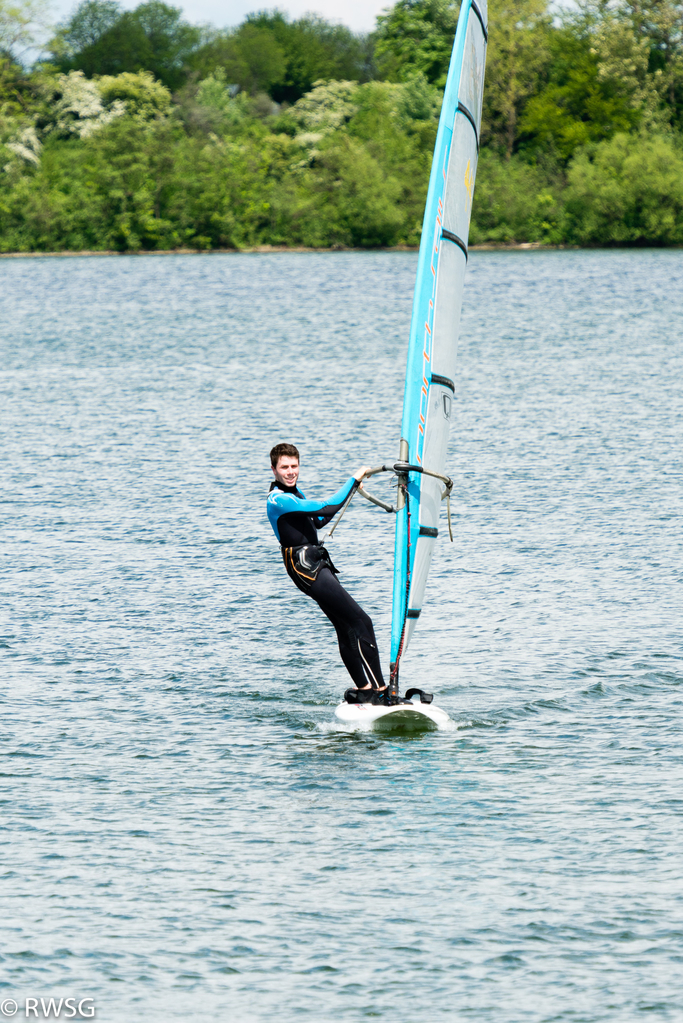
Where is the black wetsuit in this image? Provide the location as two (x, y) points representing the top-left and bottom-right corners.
(266, 477), (385, 689)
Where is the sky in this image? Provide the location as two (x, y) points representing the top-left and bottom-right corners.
(49, 0), (392, 33)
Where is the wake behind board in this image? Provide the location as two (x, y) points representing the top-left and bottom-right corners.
(335, 700), (450, 732)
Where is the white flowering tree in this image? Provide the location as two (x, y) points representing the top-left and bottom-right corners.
(3, 68), (173, 168)
(290, 79), (360, 149)
(46, 70), (125, 137)
(5, 124), (41, 163)
(97, 70), (172, 120)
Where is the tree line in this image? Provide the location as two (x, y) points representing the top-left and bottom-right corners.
(1, 0), (682, 252)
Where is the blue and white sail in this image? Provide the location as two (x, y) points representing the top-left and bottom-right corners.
(390, 0), (488, 679)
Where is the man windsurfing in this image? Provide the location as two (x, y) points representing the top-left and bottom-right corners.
(267, 443), (402, 705)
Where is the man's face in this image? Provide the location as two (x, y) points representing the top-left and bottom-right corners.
(272, 456), (300, 488)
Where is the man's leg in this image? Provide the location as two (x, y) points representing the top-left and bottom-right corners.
(308, 568), (385, 689)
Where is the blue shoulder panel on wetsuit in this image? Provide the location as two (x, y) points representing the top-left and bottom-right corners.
(267, 476), (356, 543)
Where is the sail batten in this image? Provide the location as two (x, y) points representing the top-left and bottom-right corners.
(390, 0), (488, 677)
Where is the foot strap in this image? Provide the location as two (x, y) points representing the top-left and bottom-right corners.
(405, 688), (433, 704)
(344, 688), (375, 704)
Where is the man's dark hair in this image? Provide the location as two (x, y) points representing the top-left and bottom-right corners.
(270, 443), (300, 467)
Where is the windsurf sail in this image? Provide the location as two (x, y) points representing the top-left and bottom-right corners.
(389, 0), (488, 683)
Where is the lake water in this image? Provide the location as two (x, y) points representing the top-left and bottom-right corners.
(1, 249), (682, 1023)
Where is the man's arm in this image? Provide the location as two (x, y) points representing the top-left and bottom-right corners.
(310, 476), (361, 527)
(268, 476), (358, 524)
(306, 465), (372, 525)
(267, 466), (372, 539)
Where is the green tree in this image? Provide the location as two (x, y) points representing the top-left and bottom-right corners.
(482, 0), (551, 157)
(229, 23), (286, 94)
(243, 11), (371, 102)
(597, 0), (683, 127)
(623, 0), (683, 106)
(517, 21), (644, 162)
(0, 53), (31, 116)
(189, 24), (287, 96)
(0, 0), (51, 61)
(373, 0), (458, 87)
(53, 0), (200, 90)
(49, 0), (121, 60)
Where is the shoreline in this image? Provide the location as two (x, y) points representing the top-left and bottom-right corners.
(3, 241), (678, 258)
(0, 242), (567, 259)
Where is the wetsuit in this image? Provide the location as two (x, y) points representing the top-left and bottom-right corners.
(267, 477), (385, 690)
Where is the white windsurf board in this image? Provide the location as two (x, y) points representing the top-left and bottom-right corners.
(334, 700), (450, 731)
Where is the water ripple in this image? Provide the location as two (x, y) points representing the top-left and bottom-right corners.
(1, 251), (682, 1022)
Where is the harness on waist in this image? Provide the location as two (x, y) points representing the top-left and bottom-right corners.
(282, 544), (339, 588)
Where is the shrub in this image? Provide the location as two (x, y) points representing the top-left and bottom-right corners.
(470, 149), (565, 244)
(565, 131), (683, 245)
